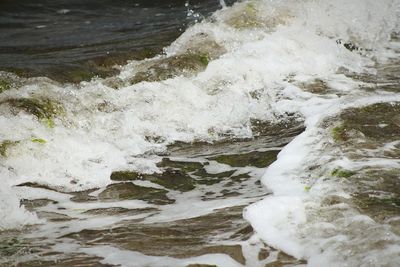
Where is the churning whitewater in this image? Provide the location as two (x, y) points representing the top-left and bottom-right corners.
(0, 0), (400, 266)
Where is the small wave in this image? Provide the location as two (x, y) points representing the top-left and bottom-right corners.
(0, 0), (399, 265)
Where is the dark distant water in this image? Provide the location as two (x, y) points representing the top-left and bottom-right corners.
(0, 0), (235, 81)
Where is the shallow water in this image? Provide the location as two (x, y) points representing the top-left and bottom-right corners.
(1, 0), (400, 266)
(0, 121), (304, 266)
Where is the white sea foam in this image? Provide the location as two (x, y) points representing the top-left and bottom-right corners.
(1, 0), (400, 265)
(51, 243), (244, 267)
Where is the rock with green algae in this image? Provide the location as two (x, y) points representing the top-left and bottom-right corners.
(98, 182), (174, 205)
(208, 150), (279, 168)
(129, 53), (211, 84)
(332, 102), (400, 142)
(331, 124), (348, 141)
(223, 1), (289, 30)
(157, 157), (237, 185)
(224, 2), (263, 29)
(0, 140), (19, 157)
(194, 169), (236, 185)
(0, 79), (12, 93)
(110, 157), (241, 191)
(110, 169), (196, 192)
(1, 97), (63, 127)
(4, 98), (63, 119)
(140, 169), (196, 192)
(156, 157), (239, 186)
(331, 168), (356, 178)
(110, 171), (141, 181)
(157, 158), (206, 173)
(327, 103), (400, 234)
(353, 192), (400, 234)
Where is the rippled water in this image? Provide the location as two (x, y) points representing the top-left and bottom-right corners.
(1, 0), (400, 266)
(0, 0), (235, 82)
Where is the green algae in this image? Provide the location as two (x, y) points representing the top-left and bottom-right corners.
(331, 168), (356, 178)
(0, 140), (19, 157)
(2, 97), (63, 128)
(31, 138), (46, 144)
(0, 79), (12, 93)
(332, 125), (348, 141)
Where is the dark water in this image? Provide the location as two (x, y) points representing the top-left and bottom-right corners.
(0, 0), (235, 82)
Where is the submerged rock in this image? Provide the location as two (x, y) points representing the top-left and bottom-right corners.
(183, 244), (245, 265)
(98, 182), (174, 205)
(194, 169), (236, 185)
(331, 168), (356, 178)
(336, 39), (363, 52)
(127, 31), (227, 85)
(157, 158), (206, 173)
(83, 207), (157, 216)
(1, 97), (63, 127)
(19, 199), (58, 211)
(63, 206), (250, 264)
(328, 102), (400, 234)
(110, 171), (141, 181)
(333, 102), (400, 142)
(264, 251), (307, 266)
(139, 169), (196, 192)
(297, 79), (331, 94)
(250, 118), (305, 138)
(208, 150), (279, 168)
(110, 168), (195, 192)
(129, 53), (211, 84)
(351, 168), (400, 234)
